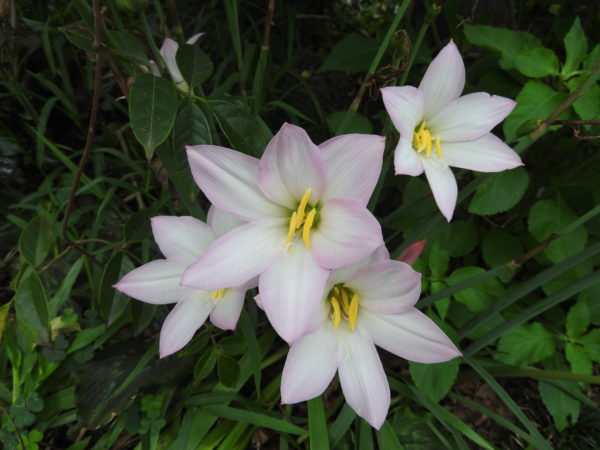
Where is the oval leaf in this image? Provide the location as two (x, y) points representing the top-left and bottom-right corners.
(15, 271), (50, 344)
(176, 44), (214, 89)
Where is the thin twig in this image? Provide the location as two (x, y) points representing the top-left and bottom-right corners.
(261, 0), (276, 51)
(61, 0), (104, 239)
(507, 234), (561, 269)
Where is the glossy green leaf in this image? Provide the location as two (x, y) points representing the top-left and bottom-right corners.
(15, 271), (50, 344)
(495, 322), (555, 365)
(563, 16), (587, 75)
(468, 167), (528, 216)
(515, 47), (559, 78)
(176, 44), (214, 89)
(446, 266), (504, 312)
(308, 397), (329, 450)
(129, 74), (178, 158)
(19, 214), (57, 267)
(409, 358), (460, 403)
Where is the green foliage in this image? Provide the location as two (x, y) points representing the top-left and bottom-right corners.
(468, 167), (529, 216)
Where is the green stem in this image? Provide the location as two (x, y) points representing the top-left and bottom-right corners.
(140, 10), (164, 74)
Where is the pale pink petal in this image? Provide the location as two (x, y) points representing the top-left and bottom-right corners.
(186, 32), (205, 44)
(181, 220), (286, 290)
(328, 246), (389, 286)
(113, 260), (185, 304)
(429, 93), (516, 142)
(361, 307), (462, 363)
(381, 86), (425, 138)
(319, 134), (385, 204)
(187, 145), (285, 221)
(311, 198), (384, 269)
(348, 260), (421, 313)
(253, 293), (263, 310)
(442, 133), (523, 172)
(337, 330), (390, 429)
(258, 123), (327, 208)
(419, 40), (465, 119)
(281, 329), (338, 404)
(209, 289), (245, 330)
(151, 216), (216, 266)
(422, 158), (457, 222)
(259, 243), (330, 344)
(397, 239), (426, 265)
(394, 136), (424, 176)
(159, 291), (213, 357)
(160, 38), (183, 84)
(207, 205), (246, 238)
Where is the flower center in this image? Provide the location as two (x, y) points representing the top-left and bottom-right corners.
(412, 121), (443, 158)
(285, 188), (317, 250)
(211, 289), (226, 300)
(328, 285), (360, 332)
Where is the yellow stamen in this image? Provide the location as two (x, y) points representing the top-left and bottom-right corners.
(341, 289), (350, 313)
(435, 135), (443, 157)
(348, 292), (360, 331)
(425, 129), (432, 157)
(330, 296), (341, 330)
(211, 289), (225, 300)
(285, 211), (298, 244)
(296, 189), (312, 227)
(302, 208), (316, 249)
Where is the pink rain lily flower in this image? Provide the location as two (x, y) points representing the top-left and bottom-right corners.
(113, 206), (253, 358)
(280, 248), (461, 429)
(381, 40), (523, 221)
(182, 123), (385, 344)
(160, 33), (204, 91)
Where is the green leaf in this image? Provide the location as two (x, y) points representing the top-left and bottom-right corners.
(446, 266), (504, 312)
(129, 74), (178, 158)
(514, 48), (559, 78)
(581, 329), (600, 362)
(580, 284), (600, 326)
(570, 80), (600, 120)
(565, 343), (592, 375)
(194, 348), (218, 381)
(98, 252), (134, 325)
(495, 322), (555, 365)
(326, 111), (372, 134)
(204, 405), (306, 435)
(49, 257), (83, 316)
(123, 208), (157, 244)
(19, 214), (57, 267)
(176, 44), (214, 89)
(219, 335), (247, 355)
(442, 220), (478, 257)
(563, 17), (587, 75)
(468, 167), (529, 215)
(538, 380), (580, 431)
(463, 24), (540, 70)
(409, 358), (460, 403)
(528, 199), (587, 263)
(376, 421), (403, 450)
(68, 325), (106, 353)
(482, 228), (524, 267)
(106, 30), (149, 65)
(308, 397), (330, 450)
(15, 271), (50, 344)
(212, 103), (272, 156)
(566, 300), (590, 338)
(60, 28), (94, 53)
(503, 81), (568, 140)
(217, 353), (240, 388)
(317, 33), (378, 73)
(428, 241), (449, 277)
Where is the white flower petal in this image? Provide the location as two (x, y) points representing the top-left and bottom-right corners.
(338, 330), (390, 429)
(381, 86), (425, 138)
(209, 288), (245, 330)
(429, 93), (516, 142)
(186, 32), (205, 44)
(394, 136), (424, 176)
(348, 260), (421, 313)
(159, 291), (213, 357)
(187, 145), (285, 221)
(113, 260), (185, 304)
(151, 216), (216, 266)
(442, 133), (523, 172)
(259, 243), (330, 343)
(419, 40), (465, 119)
(181, 220), (285, 290)
(422, 158), (457, 222)
(281, 329), (338, 404)
(328, 246), (389, 287)
(319, 134), (385, 204)
(258, 123), (327, 208)
(311, 198), (384, 269)
(361, 307), (462, 363)
(207, 205), (246, 238)
(160, 38), (183, 84)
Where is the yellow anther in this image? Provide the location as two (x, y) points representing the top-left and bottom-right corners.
(211, 289), (225, 300)
(330, 296), (341, 330)
(341, 289), (350, 313)
(435, 135), (443, 158)
(285, 211), (298, 244)
(302, 208), (316, 250)
(296, 189), (312, 227)
(348, 292), (360, 331)
(425, 129), (432, 157)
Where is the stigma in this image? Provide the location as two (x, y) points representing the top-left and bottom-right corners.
(285, 189), (317, 249)
(412, 121), (442, 158)
(328, 285), (360, 331)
